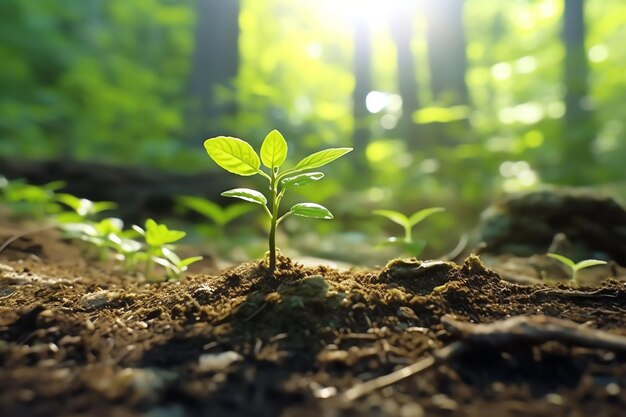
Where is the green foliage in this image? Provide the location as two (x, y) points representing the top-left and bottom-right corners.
(547, 253), (607, 285)
(373, 207), (444, 256)
(176, 196), (255, 227)
(154, 248), (203, 281)
(132, 219), (200, 280)
(3, 1), (626, 260)
(0, 176), (65, 219)
(0, 176), (199, 280)
(56, 193), (118, 223)
(204, 129), (351, 273)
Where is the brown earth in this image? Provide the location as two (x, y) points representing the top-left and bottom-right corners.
(1, 226), (626, 417)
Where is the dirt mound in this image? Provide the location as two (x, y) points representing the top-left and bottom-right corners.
(1, 238), (626, 416)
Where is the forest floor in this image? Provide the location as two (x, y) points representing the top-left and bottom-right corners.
(2, 225), (626, 417)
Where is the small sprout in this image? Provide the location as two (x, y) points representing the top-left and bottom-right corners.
(154, 248), (203, 280)
(131, 219), (201, 281)
(204, 129), (352, 273)
(373, 207), (444, 255)
(176, 196), (255, 229)
(547, 253), (607, 285)
(0, 178), (65, 219)
(56, 193), (117, 222)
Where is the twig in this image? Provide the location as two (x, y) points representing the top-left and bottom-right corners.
(530, 287), (618, 300)
(0, 225), (55, 255)
(441, 314), (626, 351)
(336, 341), (465, 403)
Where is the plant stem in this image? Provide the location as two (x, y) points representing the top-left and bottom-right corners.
(268, 172), (279, 273)
(404, 225), (412, 243)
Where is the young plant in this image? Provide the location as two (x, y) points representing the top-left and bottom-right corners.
(176, 195), (254, 235)
(547, 253), (607, 285)
(373, 207), (444, 255)
(56, 193), (117, 223)
(154, 247), (203, 281)
(204, 129), (352, 273)
(133, 219), (201, 280)
(0, 177), (66, 219)
(62, 217), (126, 261)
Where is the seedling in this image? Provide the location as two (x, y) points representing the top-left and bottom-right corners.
(63, 217), (126, 260)
(373, 207), (444, 255)
(204, 129), (352, 273)
(154, 247), (203, 281)
(56, 193), (117, 223)
(176, 195), (254, 234)
(0, 177), (65, 219)
(547, 253), (607, 285)
(133, 219), (201, 280)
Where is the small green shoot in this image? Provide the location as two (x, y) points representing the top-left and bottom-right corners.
(373, 207), (444, 255)
(154, 248), (203, 281)
(0, 177), (65, 219)
(176, 195), (255, 233)
(204, 129), (352, 273)
(133, 219), (201, 280)
(62, 217), (126, 260)
(547, 253), (607, 285)
(56, 193), (117, 223)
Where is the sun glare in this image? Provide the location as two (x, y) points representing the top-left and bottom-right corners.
(318, 0), (399, 29)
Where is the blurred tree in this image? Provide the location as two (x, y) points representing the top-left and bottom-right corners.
(352, 10), (372, 174)
(561, 0), (595, 184)
(187, 0), (240, 142)
(424, 0), (468, 105)
(390, 0), (421, 143)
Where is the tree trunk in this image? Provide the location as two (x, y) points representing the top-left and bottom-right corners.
(187, 0), (240, 144)
(424, 0), (468, 105)
(390, 0), (421, 143)
(561, 0), (595, 184)
(352, 12), (372, 174)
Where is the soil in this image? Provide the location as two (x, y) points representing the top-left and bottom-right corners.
(2, 225), (626, 417)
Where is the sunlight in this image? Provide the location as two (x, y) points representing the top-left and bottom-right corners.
(365, 91), (390, 113)
(318, 0), (399, 29)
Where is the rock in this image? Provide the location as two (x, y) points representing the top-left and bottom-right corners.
(198, 351), (242, 372)
(81, 290), (115, 311)
(478, 189), (626, 265)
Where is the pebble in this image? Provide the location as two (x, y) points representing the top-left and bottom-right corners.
(81, 290), (114, 311)
(431, 394), (458, 410)
(606, 383), (620, 396)
(198, 351), (242, 372)
(400, 403), (425, 417)
(545, 393), (563, 405)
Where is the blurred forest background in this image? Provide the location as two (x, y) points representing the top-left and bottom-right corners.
(1, 0), (625, 261)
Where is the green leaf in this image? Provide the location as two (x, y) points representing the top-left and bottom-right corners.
(179, 256), (203, 268)
(289, 202), (334, 219)
(145, 219), (186, 246)
(204, 136), (261, 176)
(574, 259), (607, 271)
(293, 148), (352, 171)
(177, 196), (225, 225)
(408, 207), (445, 227)
(280, 172), (324, 188)
(547, 253), (576, 269)
(57, 194), (117, 217)
(222, 203), (256, 224)
(91, 201), (118, 214)
(372, 209), (409, 228)
(260, 129), (288, 169)
(161, 249), (202, 271)
(221, 188), (267, 205)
